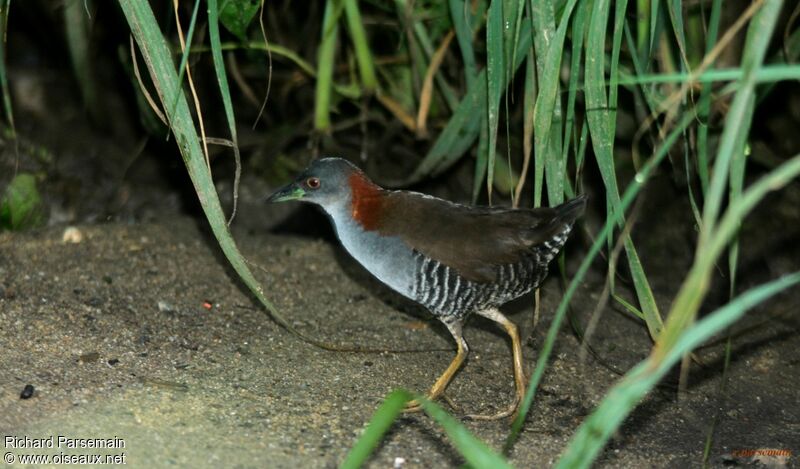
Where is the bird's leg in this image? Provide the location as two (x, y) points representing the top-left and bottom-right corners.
(405, 322), (468, 413)
(467, 308), (526, 421)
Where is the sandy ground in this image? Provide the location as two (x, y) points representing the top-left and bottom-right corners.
(0, 203), (798, 468)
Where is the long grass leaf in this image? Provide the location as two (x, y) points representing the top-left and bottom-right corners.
(659, 151), (800, 354)
(485, 0), (505, 202)
(700, 0), (782, 243)
(617, 65), (800, 85)
(473, 109), (490, 202)
(208, 0), (241, 224)
(556, 272), (800, 469)
(419, 397), (513, 468)
(508, 0), (525, 82)
(343, 0), (377, 92)
(608, 0), (628, 112)
(530, 0), (567, 205)
(405, 22), (533, 184)
(648, 0), (659, 65)
(340, 390), (410, 469)
(399, 0), (459, 111)
(170, 0), (202, 122)
(635, 0), (649, 64)
(0, 0), (14, 138)
(560, 151), (800, 467)
(562, 0), (589, 192)
(119, 0), (299, 345)
(64, 0), (100, 122)
(505, 111), (698, 451)
(342, 390), (512, 469)
(448, 0), (478, 88)
(514, 48), (536, 205)
(623, 21), (659, 117)
(585, 0), (663, 340)
(314, 0), (341, 132)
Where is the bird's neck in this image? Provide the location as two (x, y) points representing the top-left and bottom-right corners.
(347, 172), (386, 231)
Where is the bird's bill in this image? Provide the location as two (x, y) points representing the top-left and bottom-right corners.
(265, 183), (306, 203)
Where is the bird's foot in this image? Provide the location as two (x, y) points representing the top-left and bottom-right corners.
(403, 394), (459, 414)
(464, 406), (516, 421)
(403, 400), (423, 414)
(464, 395), (521, 421)
(403, 394), (460, 414)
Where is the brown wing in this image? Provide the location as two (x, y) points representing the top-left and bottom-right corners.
(377, 192), (586, 283)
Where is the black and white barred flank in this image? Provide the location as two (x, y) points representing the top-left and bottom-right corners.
(410, 225), (574, 323)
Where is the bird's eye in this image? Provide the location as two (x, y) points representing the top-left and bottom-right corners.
(306, 177), (321, 189)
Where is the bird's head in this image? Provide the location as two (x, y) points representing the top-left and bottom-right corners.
(266, 158), (381, 214)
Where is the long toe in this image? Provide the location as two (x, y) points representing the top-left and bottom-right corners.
(464, 395), (521, 421)
(403, 400), (423, 414)
(465, 406), (516, 421)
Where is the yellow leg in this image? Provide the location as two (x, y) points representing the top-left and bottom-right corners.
(467, 308), (526, 420)
(405, 322), (468, 413)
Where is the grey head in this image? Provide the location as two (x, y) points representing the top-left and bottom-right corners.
(265, 157), (372, 211)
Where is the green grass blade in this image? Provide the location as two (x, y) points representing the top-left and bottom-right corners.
(666, 0), (690, 72)
(64, 0), (100, 122)
(519, 48), (537, 205)
(343, 390), (512, 469)
(171, 0), (202, 119)
(697, 0), (722, 197)
(530, 0), (568, 205)
(343, 0), (377, 93)
(561, 0), (589, 195)
(584, 0), (618, 201)
(612, 293), (646, 321)
(405, 21), (532, 184)
(118, 0), (297, 341)
(508, 0), (525, 82)
(531, 66), (546, 205)
(314, 0), (342, 133)
(556, 271), (800, 469)
(585, 0), (663, 340)
(418, 397), (513, 469)
(394, 0), (459, 112)
(624, 239), (663, 339)
(575, 118), (589, 178)
(0, 0), (14, 137)
(208, 0), (241, 223)
(449, 0), (478, 89)
(696, 0), (722, 197)
(341, 390), (410, 469)
(208, 0), (238, 145)
(505, 111), (697, 452)
(700, 0), (782, 245)
(623, 20), (659, 116)
(485, 0), (505, 201)
(648, 0), (659, 65)
(617, 65), (800, 85)
(682, 141), (704, 228)
(195, 40), (316, 75)
(473, 108), (490, 202)
(660, 152), (800, 353)
(608, 0), (627, 113)
(635, 0), (649, 64)
(410, 73), (485, 183)
(727, 142), (748, 298)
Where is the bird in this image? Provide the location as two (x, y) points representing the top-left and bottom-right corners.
(267, 157), (586, 419)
